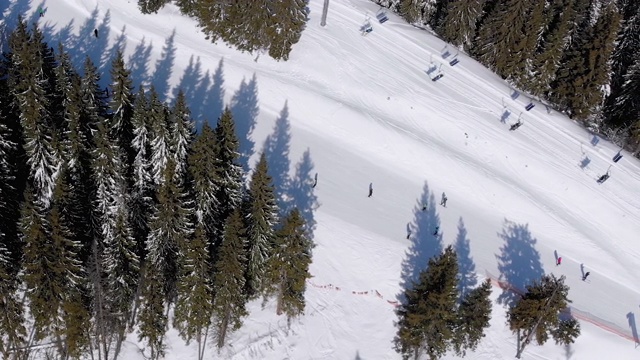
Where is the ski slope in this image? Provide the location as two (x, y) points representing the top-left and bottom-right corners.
(3, 0), (640, 358)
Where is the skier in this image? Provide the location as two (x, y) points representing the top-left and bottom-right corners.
(312, 173), (318, 188)
(433, 226), (439, 236)
(582, 272), (590, 281)
(94, 28), (99, 38)
(368, 183), (373, 198)
(422, 203), (427, 211)
(38, 7), (45, 17)
(440, 192), (448, 207)
(556, 257), (562, 266)
(105, 87), (109, 97)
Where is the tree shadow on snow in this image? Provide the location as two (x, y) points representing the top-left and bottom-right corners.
(262, 102), (292, 216)
(627, 312), (639, 346)
(0, 0), (33, 52)
(151, 29), (176, 101)
(495, 219), (545, 308)
(230, 74), (259, 176)
(128, 36), (153, 87)
(287, 149), (319, 238)
(399, 181), (443, 296)
(455, 217), (478, 299)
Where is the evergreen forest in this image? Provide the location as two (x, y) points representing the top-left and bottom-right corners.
(0, 19), (315, 360)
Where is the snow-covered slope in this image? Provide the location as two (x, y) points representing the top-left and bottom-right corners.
(3, 0), (640, 358)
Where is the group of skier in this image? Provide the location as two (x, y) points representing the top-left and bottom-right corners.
(556, 256), (591, 281)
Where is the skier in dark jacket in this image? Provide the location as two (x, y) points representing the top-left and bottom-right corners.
(440, 193), (448, 207)
(368, 183), (373, 198)
(94, 28), (99, 38)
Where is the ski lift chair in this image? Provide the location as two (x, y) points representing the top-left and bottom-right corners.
(376, 11), (389, 24)
(361, 22), (373, 34)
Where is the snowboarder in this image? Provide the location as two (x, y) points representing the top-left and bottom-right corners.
(38, 7), (45, 17)
(312, 173), (318, 188)
(582, 272), (590, 281)
(94, 28), (99, 38)
(556, 257), (562, 266)
(105, 87), (109, 97)
(440, 192), (447, 207)
(422, 203), (427, 211)
(433, 226), (439, 236)
(368, 183), (373, 198)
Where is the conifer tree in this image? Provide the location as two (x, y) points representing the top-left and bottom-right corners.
(109, 50), (136, 175)
(268, 0), (309, 61)
(265, 208), (314, 321)
(169, 90), (194, 179)
(212, 108), (244, 253)
(130, 86), (153, 259)
(245, 152), (278, 297)
(137, 267), (168, 360)
(47, 170), (91, 358)
(189, 122), (219, 229)
(440, 0), (485, 49)
(80, 57), (109, 146)
(146, 159), (193, 302)
(606, 58), (640, 131)
(173, 223), (213, 360)
(9, 20), (60, 207)
(508, 274), (580, 358)
(399, 0), (424, 24)
(148, 86), (170, 186)
(0, 260), (26, 358)
(138, 0), (172, 14)
(526, 0), (580, 97)
(605, 8), (640, 127)
(394, 245), (459, 360)
(211, 208), (248, 349)
(474, 0), (544, 82)
(453, 279), (492, 356)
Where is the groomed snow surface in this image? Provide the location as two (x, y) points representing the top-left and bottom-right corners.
(3, 0), (640, 358)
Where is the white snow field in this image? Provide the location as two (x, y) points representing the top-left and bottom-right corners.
(3, 0), (640, 358)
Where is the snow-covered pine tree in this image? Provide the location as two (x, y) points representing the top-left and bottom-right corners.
(79, 57), (109, 151)
(109, 50), (136, 178)
(148, 86), (171, 186)
(91, 119), (139, 355)
(189, 122), (219, 229)
(173, 222), (213, 360)
(211, 208), (248, 349)
(46, 169), (91, 358)
(265, 208), (314, 321)
(244, 152), (278, 297)
(146, 158), (193, 303)
(8, 19), (61, 208)
(212, 107), (244, 256)
(169, 90), (194, 180)
(0, 67), (26, 355)
(130, 86), (153, 260)
(440, 0), (485, 50)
